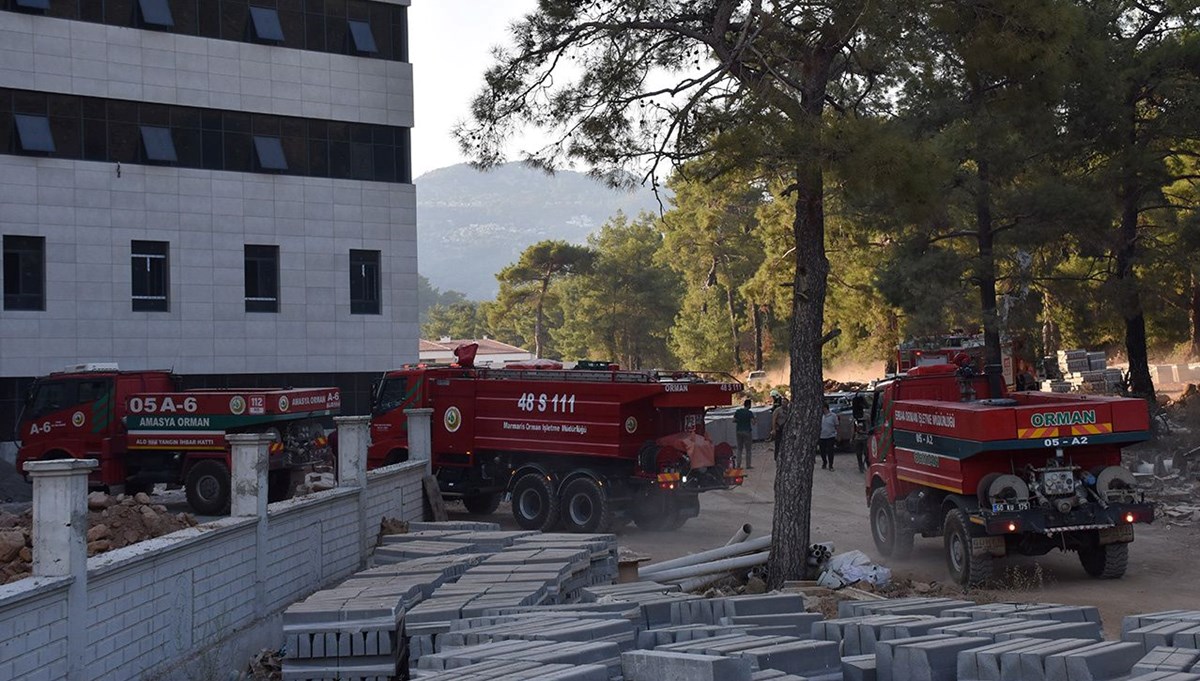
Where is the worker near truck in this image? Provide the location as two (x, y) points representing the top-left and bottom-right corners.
(819, 403), (839, 470)
(733, 398), (756, 469)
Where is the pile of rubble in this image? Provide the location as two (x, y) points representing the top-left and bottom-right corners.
(0, 491), (195, 584)
(276, 521), (1200, 681)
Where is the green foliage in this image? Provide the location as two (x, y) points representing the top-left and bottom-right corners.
(496, 240), (595, 357)
(421, 301), (486, 341)
(554, 214), (682, 369)
(417, 275), (468, 326)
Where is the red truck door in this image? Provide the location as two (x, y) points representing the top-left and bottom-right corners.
(430, 377), (476, 462)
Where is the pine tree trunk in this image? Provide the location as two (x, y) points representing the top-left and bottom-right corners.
(727, 285), (743, 372)
(767, 153), (828, 588)
(1189, 272), (1200, 362)
(753, 305), (765, 371)
(975, 158), (1002, 372)
(1117, 177), (1155, 399)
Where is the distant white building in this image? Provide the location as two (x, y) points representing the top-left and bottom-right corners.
(419, 338), (534, 367)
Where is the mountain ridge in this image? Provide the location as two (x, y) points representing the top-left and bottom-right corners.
(416, 162), (664, 299)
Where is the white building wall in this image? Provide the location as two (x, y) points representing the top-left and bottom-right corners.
(0, 8), (417, 377)
(0, 157), (417, 376)
(0, 12), (414, 128)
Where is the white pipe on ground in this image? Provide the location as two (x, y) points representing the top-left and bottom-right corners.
(644, 550), (771, 583)
(724, 523), (753, 546)
(638, 535), (771, 579)
(676, 571), (735, 592)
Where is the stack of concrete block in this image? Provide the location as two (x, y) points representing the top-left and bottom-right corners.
(1133, 647), (1200, 675)
(1047, 348), (1122, 393)
(513, 532), (619, 585)
(374, 536), (481, 563)
(407, 520), (501, 532)
(932, 616), (1102, 642)
(838, 596), (976, 618)
(943, 602), (1102, 625)
(282, 582), (412, 680)
(413, 659), (611, 680)
(416, 639), (623, 677)
(654, 633), (843, 679)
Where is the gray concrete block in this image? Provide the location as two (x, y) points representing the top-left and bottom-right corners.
(956, 637), (1048, 681)
(621, 650), (753, 681)
(843, 653), (878, 681)
(881, 617), (973, 642)
(1124, 613), (1200, 638)
(1043, 640), (1145, 681)
(738, 639), (841, 677)
(993, 620), (1103, 642)
(1133, 647), (1200, 674)
(1124, 673), (1200, 681)
(1127, 622), (1200, 651)
(998, 638), (1096, 681)
(724, 593), (806, 616)
(875, 635), (957, 681)
(845, 616), (930, 655)
(892, 636), (991, 681)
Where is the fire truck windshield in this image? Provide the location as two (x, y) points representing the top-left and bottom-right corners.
(373, 377), (410, 414)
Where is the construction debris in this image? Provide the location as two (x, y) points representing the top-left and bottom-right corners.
(1042, 349), (1122, 393)
(0, 492), (196, 583)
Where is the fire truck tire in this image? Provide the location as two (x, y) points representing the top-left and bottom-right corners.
(463, 493), (502, 515)
(870, 488), (913, 559)
(1079, 542), (1128, 579)
(944, 507), (993, 587)
(511, 472), (560, 532)
(185, 460), (231, 515)
(560, 478), (613, 533)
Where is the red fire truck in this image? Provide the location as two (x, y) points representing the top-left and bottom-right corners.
(367, 345), (745, 532)
(16, 364), (340, 514)
(865, 361), (1153, 585)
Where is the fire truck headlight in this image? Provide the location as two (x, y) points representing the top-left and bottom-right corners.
(681, 475), (688, 483)
(1125, 512), (1135, 523)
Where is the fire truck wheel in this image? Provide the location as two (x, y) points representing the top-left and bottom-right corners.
(870, 488), (913, 559)
(1078, 542), (1129, 579)
(463, 493), (502, 516)
(560, 478), (613, 533)
(944, 507), (993, 587)
(511, 472), (560, 532)
(185, 460), (231, 515)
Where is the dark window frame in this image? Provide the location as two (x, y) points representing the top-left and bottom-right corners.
(349, 249), (380, 315)
(1, 87), (411, 184)
(131, 240), (170, 312)
(244, 244), (279, 313)
(248, 5), (284, 42)
(3, 234), (46, 311)
(14, 114), (55, 153)
(0, 3), (406, 61)
(347, 19), (377, 54)
(139, 125), (178, 163)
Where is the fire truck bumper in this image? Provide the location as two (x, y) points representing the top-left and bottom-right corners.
(974, 501), (1154, 537)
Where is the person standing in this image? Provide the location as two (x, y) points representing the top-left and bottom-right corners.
(819, 403), (839, 470)
(771, 390), (789, 461)
(851, 393), (868, 473)
(733, 398), (756, 469)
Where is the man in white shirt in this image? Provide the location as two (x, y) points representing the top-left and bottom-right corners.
(819, 403), (839, 470)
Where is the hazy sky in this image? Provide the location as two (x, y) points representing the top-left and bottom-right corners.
(408, 0), (538, 178)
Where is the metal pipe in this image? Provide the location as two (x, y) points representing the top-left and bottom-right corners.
(677, 571), (736, 592)
(724, 523), (753, 546)
(638, 535), (771, 578)
(643, 550), (771, 583)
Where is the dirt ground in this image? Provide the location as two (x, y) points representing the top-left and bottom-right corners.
(450, 440), (1200, 638)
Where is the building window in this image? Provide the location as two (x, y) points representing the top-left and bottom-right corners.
(3, 235), (45, 311)
(14, 114), (55, 153)
(348, 20), (378, 54)
(244, 245), (279, 313)
(131, 240), (169, 312)
(136, 0), (174, 27)
(349, 249), (381, 315)
(248, 6), (284, 42)
(140, 125), (177, 163)
(253, 135), (287, 171)
(13, 0), (49, 11)
(0, 88), (412, 184)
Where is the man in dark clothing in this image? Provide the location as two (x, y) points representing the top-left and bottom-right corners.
(851, 393), (868, 473)
(771, 390), (789, 461)
(733, 398), (755, 469)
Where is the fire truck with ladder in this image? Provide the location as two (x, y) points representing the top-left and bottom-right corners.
(865, 357), (1154, 586)
(15, 364), (340, 515)
(366, 344), (745, 533)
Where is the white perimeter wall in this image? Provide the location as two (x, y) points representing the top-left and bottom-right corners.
(0, 460), (424, 681)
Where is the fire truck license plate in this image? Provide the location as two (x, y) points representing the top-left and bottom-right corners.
(992, 501), (1031, 512)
